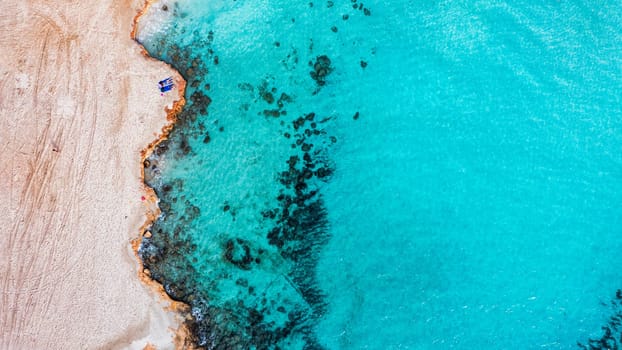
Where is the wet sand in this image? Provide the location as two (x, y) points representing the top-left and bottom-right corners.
(0, 0), (185, 348)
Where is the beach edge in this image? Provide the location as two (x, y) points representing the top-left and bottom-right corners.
(130, 2), (197, 349)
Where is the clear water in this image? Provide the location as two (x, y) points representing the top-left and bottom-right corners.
(137, 1), (622, 349)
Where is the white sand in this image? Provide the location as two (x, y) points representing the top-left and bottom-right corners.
(0, 0), (186, 348)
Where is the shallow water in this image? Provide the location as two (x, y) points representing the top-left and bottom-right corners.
(137, 1), (622, 348)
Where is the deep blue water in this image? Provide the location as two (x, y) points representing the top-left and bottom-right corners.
(137, 1), (622, 349)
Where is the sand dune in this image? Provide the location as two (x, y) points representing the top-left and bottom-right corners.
(0, 0), (183, 348)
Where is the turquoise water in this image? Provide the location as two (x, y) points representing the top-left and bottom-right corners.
(137, 1), (622, 349)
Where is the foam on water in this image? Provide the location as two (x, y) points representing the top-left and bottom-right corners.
(137, 1), (622, 349)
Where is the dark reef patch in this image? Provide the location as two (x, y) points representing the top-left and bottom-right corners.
(578, 290), (622, 350)
(224, 238), (254, 270)
(309, 55), (333, 87)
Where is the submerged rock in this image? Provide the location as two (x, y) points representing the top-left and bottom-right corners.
(310, 55), (333, 86)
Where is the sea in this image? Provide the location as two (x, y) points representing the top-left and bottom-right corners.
(135, 1), (622, 349)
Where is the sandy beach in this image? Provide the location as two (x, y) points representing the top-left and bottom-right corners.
(0, 0), (185, 348)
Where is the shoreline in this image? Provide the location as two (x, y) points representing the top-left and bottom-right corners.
(130, 1), (197, 348)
